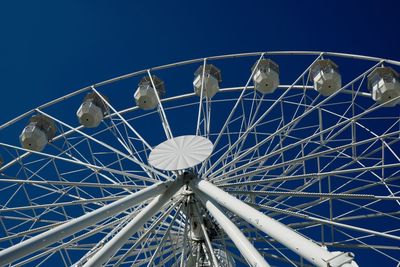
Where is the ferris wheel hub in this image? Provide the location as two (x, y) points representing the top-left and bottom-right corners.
(148, 135), (213, 171)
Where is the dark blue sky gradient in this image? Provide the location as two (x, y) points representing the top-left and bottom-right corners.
(0, 1), (399, 266)
(1, 0), (400, 123)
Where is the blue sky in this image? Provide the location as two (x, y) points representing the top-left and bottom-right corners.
(0, 1), (399, 266)
(1, 0), (400, 123)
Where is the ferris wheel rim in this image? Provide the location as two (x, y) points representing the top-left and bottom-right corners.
(0, 50), (399, 266)
(0, 83), (379, 173)
(1, 50), (398, 132)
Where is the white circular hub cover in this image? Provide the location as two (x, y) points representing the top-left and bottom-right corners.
(148, 135), (213, 171)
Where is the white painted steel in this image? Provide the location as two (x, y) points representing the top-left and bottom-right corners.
(83, 179), (183, 266)
(0, 181), (171, 266)
(0, 51), (399, 266)
(191, 179), (359, 267)
(193, 202), (220, 267)
(195, 191), (271, 267)
(2, 51), (390, 133)
(149, 135), (213, 171)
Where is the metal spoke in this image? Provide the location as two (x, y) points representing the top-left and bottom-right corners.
(0, 51), (399, 266)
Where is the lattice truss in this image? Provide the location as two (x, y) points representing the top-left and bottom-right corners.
(0, 52), (399, 267)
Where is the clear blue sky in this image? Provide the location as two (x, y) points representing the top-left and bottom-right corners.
(1, 0), (400, 123)
(0, 1), (399, 266)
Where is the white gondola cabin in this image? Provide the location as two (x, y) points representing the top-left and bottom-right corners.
(134, 75), (165, 110)
(252, 58), (280, 94)
(20, 115), (56, 152)
(193, 64), (222, 99)
(310, 59), (342, 96)
(77, 92), (109, 128)
(368, 67), (400, 107)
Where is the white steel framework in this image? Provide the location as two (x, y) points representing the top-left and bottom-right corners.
(0, 51), (399, 267)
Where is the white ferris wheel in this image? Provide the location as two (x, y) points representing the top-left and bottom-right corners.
(0, 51), (399, 267)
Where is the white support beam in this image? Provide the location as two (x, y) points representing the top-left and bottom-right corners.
(193, 201), (220, 267)
(196, 58), (207, 136)
(201, 53), (323, 176)
(91, 86), (152, 150)
(0, 181), (172, 266)
(147, 69), (174, 140)
(147, 202), (183, 267)
(113, 199), (183, 267)
(195, 191), (271, 267)
(198, 53), (266, 174)
(191, 179), (359, 267)
(35, 109), (171, 181)
(82, 179), (183, 267)
(180, 204), (190, 267)
(0, 142), (154, 183)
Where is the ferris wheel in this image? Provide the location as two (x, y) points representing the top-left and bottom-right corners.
(0, 51), (399, 267)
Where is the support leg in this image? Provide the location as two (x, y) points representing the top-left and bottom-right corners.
(195, 191), (271, 267)
(83, 180), (183, 267)
(0, 181), (172, 266)
(191, 179), (358, 267)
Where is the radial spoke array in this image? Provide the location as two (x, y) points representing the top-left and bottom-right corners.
(0, 51), (399, 266)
